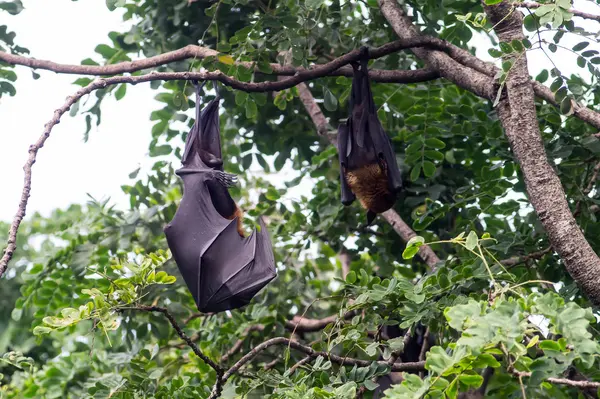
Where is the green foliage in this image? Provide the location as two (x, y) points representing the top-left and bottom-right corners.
(3, 0), (600, 398)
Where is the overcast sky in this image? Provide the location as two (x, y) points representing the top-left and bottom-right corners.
(0, 0), (155, 222)
(0, 0), (599, 225)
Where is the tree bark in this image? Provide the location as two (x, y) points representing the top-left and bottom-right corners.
(483, 2), (600, 305)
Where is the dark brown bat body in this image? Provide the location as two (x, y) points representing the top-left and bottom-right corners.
(338, 51), (403, 225)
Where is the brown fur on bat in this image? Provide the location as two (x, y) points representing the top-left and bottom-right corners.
(226, 205), (245, 237)
(344, 162), (397, 216)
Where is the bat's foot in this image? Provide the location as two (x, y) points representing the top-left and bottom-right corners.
(214, 171), (238, 187)
(366, 210), (377, 227)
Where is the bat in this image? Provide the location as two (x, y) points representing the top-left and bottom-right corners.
(337, 53), (403, 226)
(164, 82), (277, 313)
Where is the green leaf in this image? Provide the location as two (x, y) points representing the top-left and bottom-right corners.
(363, 380), (379, 391)
(405, 115), (426, 125)
(346, 271), (357, 284)
(560, 97), (573, 115)
(550, 77), (563, 92)
(235, 91), (248, 106)
(425, 346), (454, 375)
(403, 236), (424, 259)
(11, 307), (22, 321)
(410, 164), (421, 182)
(150, 145), (172, 157)
(511, 39), (524, 52)
(484, 0), (502, 4)
(114, 84), (126, 101)
(94, 44), (118, 59)
(535, 69), (549, 83)
(423, 161), (436, 177)
(465, 231), (478, 250)
(33, 326), (53, 336)
(573, 41), (590, 51)
(425, 138), (446, 149)
(245, 99), (258, 118)
(424, 150), (444, 161)
(459, 374), (483, 388)
(323, 88), (338, 111)
(488, 48), (502, 58)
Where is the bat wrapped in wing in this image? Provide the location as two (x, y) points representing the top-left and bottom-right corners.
(338, 49), (403, 225)
(164, 82), (277, 313)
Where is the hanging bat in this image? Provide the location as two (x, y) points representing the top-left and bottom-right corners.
(337, 54), (403, 226)
(164, 82), (277, 313)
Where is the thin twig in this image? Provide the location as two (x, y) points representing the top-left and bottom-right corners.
(499, 247), (552, 267)
(511, 370), (600, 390)
(287, 354), (315, 375)
(220, 325), (265, 363)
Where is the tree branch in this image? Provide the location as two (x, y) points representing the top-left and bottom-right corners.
(339, 249), (351, 280)
(134, 305), (224, 395)
(377, 0), (496, 100)
(483, 1), (600, 305)
(285, 310), (356, 333)
(382, 210), (441, 269)
(499, 247), (552, 267)
(511, 369), (600, 390)
(0, 39), (442, 83)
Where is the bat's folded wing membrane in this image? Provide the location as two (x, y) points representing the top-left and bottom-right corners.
(200, 216), (276, 312)
(164, 175), (232, 308)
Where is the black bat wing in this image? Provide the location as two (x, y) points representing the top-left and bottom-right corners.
(357, 58), (402, 192)
(361, 61), (403, 193)
(337, 121), (356, 206)
(165, 170), (276, 313)
(182, 83), (223, 169)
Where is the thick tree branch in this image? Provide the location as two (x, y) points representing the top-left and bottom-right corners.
(516, 2), (600, 23)
(0, 39), (442, 83)
(377, 0), (496, 100)
(339, 249), (351, 280)
(484, 2), (600, 305)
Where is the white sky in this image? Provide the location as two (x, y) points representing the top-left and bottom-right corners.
(0, 0), (154, 222)
(0, 0), (599, 225)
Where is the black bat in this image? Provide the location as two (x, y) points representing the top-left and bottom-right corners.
(164, 82), (277, 313)
(338, 51), (403, 225)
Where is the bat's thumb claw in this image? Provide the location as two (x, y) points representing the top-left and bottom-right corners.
(215, 171), (238, 187)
